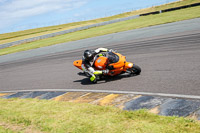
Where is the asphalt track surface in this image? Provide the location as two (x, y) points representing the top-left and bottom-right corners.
(0, 18), (200, 96)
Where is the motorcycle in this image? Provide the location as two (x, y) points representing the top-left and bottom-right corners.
(73, 51), (141, 83)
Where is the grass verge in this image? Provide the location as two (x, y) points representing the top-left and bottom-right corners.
(0, 126), (14, 133)
(0, 98), (200, 133)
(0, 0), (199, 44)
(0, 5), (200, 56)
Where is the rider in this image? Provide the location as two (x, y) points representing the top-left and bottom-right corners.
(82, 48), (113, 83)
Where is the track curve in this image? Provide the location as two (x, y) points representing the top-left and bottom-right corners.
(0, 19), (200, 96)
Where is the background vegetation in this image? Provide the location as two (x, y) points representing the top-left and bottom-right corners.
(0, 98), (200, 133)
(0, 0), (199, 45)
(0, 5), (199, 55)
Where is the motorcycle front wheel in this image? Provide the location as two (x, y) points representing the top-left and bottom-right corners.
(128, 64), (141, 75)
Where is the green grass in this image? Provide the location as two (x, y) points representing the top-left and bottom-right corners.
(0, 126), (14, 133)
(0, 98), (200, 133)
(0, 0), (199, 45)
(0, 5), (200, 56)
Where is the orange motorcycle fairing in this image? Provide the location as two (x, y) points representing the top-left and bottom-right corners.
(73, 60), (82, 70)
(124, 62), (133, 69)
(107, 53), (126, 69)
(108, 67), (124, 76)
(108, 62), (133, 76)
(94, 56), (108, 70)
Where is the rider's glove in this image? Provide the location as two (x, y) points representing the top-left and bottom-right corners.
(102, 69), (109, 75)
(108, 49), (114, 52)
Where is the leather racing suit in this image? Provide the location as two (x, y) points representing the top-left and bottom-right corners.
(81, 48), (109, 82)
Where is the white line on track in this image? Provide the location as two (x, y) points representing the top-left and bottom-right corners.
(1, 89), (200, 100)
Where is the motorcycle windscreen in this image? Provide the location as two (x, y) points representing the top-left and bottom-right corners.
(107, 52), (119, 63)
(107, 52), (125, 69)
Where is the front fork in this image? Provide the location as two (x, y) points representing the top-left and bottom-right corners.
(124, 62), (134, 74)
